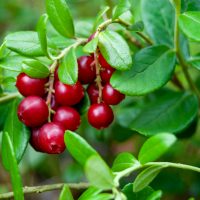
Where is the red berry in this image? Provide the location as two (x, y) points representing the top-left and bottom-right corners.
(87, 83), (99, 104)
(16, 73), (48, 97)
(88, 103), (114, 129)
(54, 67), (59, 82)
(30, 128), (43, 152)
(100, 67), (115, 84)
(50, 94), (59, 111)
(78, 56), (96, 84)
(17, 96), (49, 127)
(53, 107), (81, 131)
(38, 122), (66, 154)
(55, 81), (84, 106)
(102, 83), (125, 105)
(99, 53), (111, 68)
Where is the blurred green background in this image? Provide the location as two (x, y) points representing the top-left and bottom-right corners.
(1, 0), (200, 200)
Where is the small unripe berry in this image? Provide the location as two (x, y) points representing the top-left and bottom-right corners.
(78, 56), (96, 84)
(38, 122), (66, 154)
(88, 103), (114, 129)
(16, 73), (48, 97)
(87, 83), (99, 104)
(102, 83), (125, 105)
(17, 96), (49, 127)
(53, 107), (81, 131)
(55, 81), (84, 106)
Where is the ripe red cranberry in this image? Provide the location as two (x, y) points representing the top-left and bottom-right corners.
(54, 67), (59, 82)
(17, 96), (49, 127)
(100, 66), (115, 84)
(98, 53), (111, 68)
(50, 94), (59, 111)
(88, 103), (114, 129)
(30, 128), (43, 152)
(87, 83), (99, 104)
(78, 56), (96, 84)
(102, 83), (125, 105)
(16, 73), (48, 97)
(38, 122), (66, 154)
(55, 81), (84, 106)
(53, 107), (81, 131)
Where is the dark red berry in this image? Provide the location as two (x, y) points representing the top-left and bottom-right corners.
(88, 103), (114, 129)
(99, 53), (111, 68)
(50, 94), (59, 111)
(17, 96), (49, 127)
(53, 107), (81, 131)
(38, 122), (66, 154)
(55, 81), (84, 106)
(87, 83), (99, 104)
(78, 56), (96, 84)
(54, 67), (59, 82)
(16, 73), (48, 97)
(30, 128), (43, 152)
(100, 66), (115, 84)
(102, 83), (125, 105)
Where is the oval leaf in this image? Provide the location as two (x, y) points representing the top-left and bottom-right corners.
(5, 31), (44, 57)
(46, 0), (74, 38)
(129, 92), (198, 136)
(179, 11), (200, 41)
(112, 152), (139, 172)
(111, 45), (176, 95)
(85, 155), (115, 190)
(37, 14), (49, 57)
(98, 30), (132, 70)
(64, 131), (98, 166)
(58, 47), (78, 85)
(2, 132), (24, 200)
(141, 0), (175, 47)
(138, 133), (177, 164)
(59, 185), (74, 200)
(78, 187), (102, 200)
(2, 98), (30, 168)
(133, 166), (165, 192)
(83, 37), (99, 53)
(22, 60), (50, 78)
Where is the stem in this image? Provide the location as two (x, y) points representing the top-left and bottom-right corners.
(136, 32), (153, 45)
(0, 183), (89, 199)
(94, 50), (103, 103)
(174, 0), (200, 101)
(0, 93), (20, 103)
(171, 74), (184, 90)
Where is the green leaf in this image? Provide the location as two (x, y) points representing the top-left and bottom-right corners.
(128, 21), (144, 32)
(112, 0), (131, 20)
(138, 133), (177, 164)
(58, 48), (78, 85)
(0, 55), (24, 72)
(93, 6), (110, 31)
(111, 45), (176, 95)
(83, 37), (99, 53)
(122, 184), (157, 200)
(112, 152), (139, 172)
(141, 0), (175, 47)
(147, 190), (162, 200)
(0, 41), (10, 59)
(129, 92), (198, 136)
(46, 0), (74, 38)
(37, 14), (49, 57)
(59, 185), (74, 200)
(64, 131), (98, 166)
(98, 30), (132, 70)
(5, 31), (44, 57)
(2, 98), (30, 169)
(78, 187), (102, 200)
(2, 132), (24, 200)
(85, 155), (115, 190)
(22, 59), (50, 78)
(179, 11), (200, 41)
(133, 166), (165, 192)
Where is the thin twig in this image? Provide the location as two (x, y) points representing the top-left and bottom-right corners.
(136, 32), (153, 45)
(0, 93), (20, 103)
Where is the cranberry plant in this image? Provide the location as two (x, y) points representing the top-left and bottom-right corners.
(0, 0), (200, 199)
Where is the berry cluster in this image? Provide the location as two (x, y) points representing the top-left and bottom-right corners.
(16, 46), (125, 154)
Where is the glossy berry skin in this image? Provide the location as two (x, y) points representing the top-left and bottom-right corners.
(102, 83), (125, 105)
(17, 96), (49, 127)
(55, 81), (84, 106)
(100, 66), (115, 84)
(88, 103), (114, 129)
(99, 53), (111, 68)
(16, 73), (48, 97)
(53, 107), (81, 131)
(38, 122), (65, 154)
(30, 128), (43, 152)
(87, 83), (99, 104)
(50, 94), (59, 111)
(78, 56), (96, 84)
